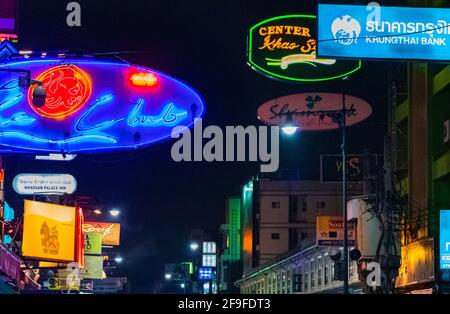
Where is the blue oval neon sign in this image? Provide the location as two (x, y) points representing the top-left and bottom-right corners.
(0, 58), (205, 153)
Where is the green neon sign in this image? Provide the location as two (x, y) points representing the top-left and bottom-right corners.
(247, 15), (362, 82)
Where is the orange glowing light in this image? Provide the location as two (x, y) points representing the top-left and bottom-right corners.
(28, 64), (92, 120)
(130, 72), (158, 87)
(243, 230), (253, 253)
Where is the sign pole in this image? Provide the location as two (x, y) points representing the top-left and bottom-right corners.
(342, 91), (349, 294)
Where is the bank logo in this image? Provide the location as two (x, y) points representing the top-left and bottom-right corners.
(332, 15), (361, 45)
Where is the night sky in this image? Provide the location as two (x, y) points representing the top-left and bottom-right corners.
(6, 0), (392, 292)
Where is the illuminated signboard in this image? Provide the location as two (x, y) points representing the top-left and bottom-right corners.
(440, 210), (450, 270)
(247, 15), (361, 82)
(0, 58), (205, 153)
(0, 0), (18, 42)
(316, 216), (355, 246)
(198, 267), (213, 280)
(22, 200), (83, 262)
(12, 173), (77, 195)
(317, 4), (450, 61)
(82, 222), (120, 246)
(257, 93), (372, 131)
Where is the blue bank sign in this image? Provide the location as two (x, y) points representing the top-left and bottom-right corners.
(441, 210), (450, 270)
(318, 4), (450, 61)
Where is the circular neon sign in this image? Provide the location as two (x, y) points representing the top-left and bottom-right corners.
(28, 64), (92, 119)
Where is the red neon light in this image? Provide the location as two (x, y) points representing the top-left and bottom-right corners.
(28, 64), (92, 120)
(130, 72), (158, 87)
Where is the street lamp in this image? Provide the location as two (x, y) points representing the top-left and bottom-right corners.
(281, 113), (298, 135)
(114, 256), (123, 264)
(164, 273), (172, 280)
(280, 90), (351, 294)
(93, 209), (102, 215)
(109, 209), (120, 217)
(190, 242), (199, 251)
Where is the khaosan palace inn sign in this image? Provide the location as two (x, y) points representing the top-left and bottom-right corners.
(247, 15), (361, 82)
(318, 4), (450, 61)
(0, 58), (205, 153)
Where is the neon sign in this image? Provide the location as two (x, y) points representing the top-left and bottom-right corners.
(257, 93), (372, 131)
(247, 15), (362, 82)
(28, 64), (92, 119)
(0, 58), (205, 153)
(440, 210), (450, 270)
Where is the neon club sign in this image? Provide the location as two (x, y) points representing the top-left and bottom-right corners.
(0, 58), (205, 153)
(247, 15), (362, 82)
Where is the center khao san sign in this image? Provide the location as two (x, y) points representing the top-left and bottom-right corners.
(247, 15), (361, 82)
(0, 58), (205, 153)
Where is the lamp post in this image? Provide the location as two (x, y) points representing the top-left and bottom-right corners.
(280, 89), (351, 294)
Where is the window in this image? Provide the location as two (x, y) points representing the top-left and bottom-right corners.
(304, 273), (308, 291)
(302, 201), (307, 212)
(202, 242), (216, 253)
(317, 201), (325, 209)
(271, 233), (280, 240)
(301, 232), (308, 240)
(318, 260), (323, 287)
(202, 254), (216, 267)
(271, 201), (280, 208)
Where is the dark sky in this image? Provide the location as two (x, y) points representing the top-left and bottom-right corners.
(6, 0), (391, 292)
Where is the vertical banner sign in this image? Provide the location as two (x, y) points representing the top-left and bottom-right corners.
(440, 210), (450, 270)
(247, 15), (361, 82)
(317, 4), (450, 61)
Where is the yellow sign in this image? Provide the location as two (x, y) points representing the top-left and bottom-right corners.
(22, 200), (77, 262)
(83, 222), (120, 246)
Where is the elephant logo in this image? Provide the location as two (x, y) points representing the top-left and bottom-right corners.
(331, 15), (361, 45)
(40, 221), (60, 255)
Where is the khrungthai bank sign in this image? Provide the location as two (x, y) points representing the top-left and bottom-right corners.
(318, 4), (450, 62)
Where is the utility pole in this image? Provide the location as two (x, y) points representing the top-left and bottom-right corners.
(342, 91), (349, 294)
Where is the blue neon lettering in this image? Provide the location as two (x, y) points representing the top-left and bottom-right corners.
(128, 101), (188, 127)
(75, 93), (124, 132)
(0, 79), (19, 91)
(0, 112), (36, 126)
(0, 131), (117, 144)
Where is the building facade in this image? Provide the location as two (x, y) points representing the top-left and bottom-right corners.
(218, 197), (242, 293)
(392, 0), (450, 293)
(236, 245), (362, 294)
(240, 178), (363, 276)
